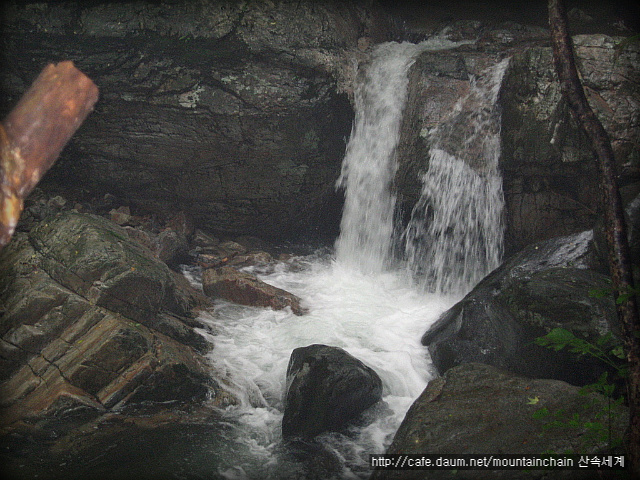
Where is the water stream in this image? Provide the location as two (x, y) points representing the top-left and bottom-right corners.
(402, 58), (509, 295)
(192, 41), (508, 479)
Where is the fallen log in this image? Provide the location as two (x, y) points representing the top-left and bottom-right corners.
(0, 60), (99, 248)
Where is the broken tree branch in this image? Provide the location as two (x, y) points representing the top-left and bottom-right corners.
(0, 60), (99, 248)
(549, 0), (640, 475)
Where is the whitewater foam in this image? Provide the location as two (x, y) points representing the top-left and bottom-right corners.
(197, 256), (453, 478)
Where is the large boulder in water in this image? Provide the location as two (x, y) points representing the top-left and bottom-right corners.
(282, 344), (383, 440)
(422, 231), (622, 387)
(371, 363), (628, 480)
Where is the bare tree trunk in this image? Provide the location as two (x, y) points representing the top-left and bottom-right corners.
(0, 60), (99, 248)
(549, 0), (640, 475)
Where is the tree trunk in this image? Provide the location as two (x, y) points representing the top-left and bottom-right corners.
(548, 0), (640, 475)
(0, 60), (99, 248)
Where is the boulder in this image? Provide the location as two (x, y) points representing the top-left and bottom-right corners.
(0, 212), (236, 434)
(394, 42), (509, 216)
(372, 363), (628, 480)
(282, 344), (383, 440)
(155, 228), (191, 269)
(422, 231), (622, 387)
(202, 266), (306, 316)
(27, 212), (193, 323)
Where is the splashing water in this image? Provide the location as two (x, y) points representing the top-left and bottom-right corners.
(191, 43), (508, 480)
(402, 58), (510, 295)
(195, 257), (452, 479)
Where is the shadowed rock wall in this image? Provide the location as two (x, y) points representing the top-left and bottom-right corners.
(0, 0), (391, 241)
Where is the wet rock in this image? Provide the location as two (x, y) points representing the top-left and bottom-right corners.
(282, 344), (383, 440)
(591, 190), (640, 277)
(191, 229), (220, 250)
(0, 410), (237, 480)
(216, 240), (249, 257)
(109, 206), (133, 226)
(194, 238), (276, 270)
(121, 225), (156, 253)
(394, 33), (639, 257)
(28, 212), (186, 323)
(202, 266), (306, 316)
(0, 212), (235, 434)
(422, 231), (621, 387)
(226, 251), (274, 268)
(394, 45), (501, 213)
(155, 228), (190, 269)
(500, 36), (640, 255)
(372, 363), (628, 480)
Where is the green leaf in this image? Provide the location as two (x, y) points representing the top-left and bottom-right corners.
(610, 345), (625, 359)
(532, 407), (550, 419)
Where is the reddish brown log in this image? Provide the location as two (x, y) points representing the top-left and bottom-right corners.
(0, 60), (99, 248)
(549, 0), (640, 475)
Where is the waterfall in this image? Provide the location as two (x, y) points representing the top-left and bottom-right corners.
(402, 58), (510, 295)
(335, 39), (466, 274)
(334, 40), (507, 295)
(191, 43), (510, 480)
(334, 42), (420, 273)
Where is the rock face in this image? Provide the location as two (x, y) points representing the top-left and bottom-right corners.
(202, 265), (306, 315)
(282, 344), (383, 440)
(0, 0), (391, 241)
(394, 37), (512, 214)
(422, 231), (622, 387)
(371, 363), (628, 480)
(394, 31), (640, 256)
(0, 211), (235, 432)
(500, 35), (640, 255)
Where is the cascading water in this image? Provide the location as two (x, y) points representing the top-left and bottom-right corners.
(402, 58), (510, 295)
(334, 42), (423, 273)
(186, 41), (508, 480)
(335, 39), (471, 273)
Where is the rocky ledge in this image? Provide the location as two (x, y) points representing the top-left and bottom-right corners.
(0, 200), (242, 477)
(372, 363), (629, 480)
(422, 230), (622, 387)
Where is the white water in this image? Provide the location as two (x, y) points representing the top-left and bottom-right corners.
(402, 58), (509, 295)
(193, 258), (452, 479)
(335, 40), (469, 274)
(190, 42), (507, 480)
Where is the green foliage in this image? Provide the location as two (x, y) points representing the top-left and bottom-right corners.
(589, 283), (640, 305)
(533, 328), (628, 453)
(614, 34), (640, 64)
(534, 327), (627, 375)
(532, 375), (626, 452)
